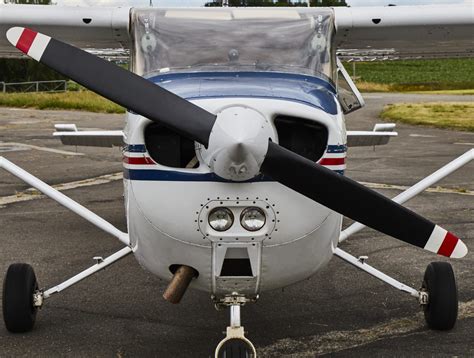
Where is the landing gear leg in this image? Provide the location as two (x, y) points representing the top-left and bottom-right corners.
(2, 247), (132, 333)
(215, 295), (257, 358)
(334, 248), (460, 331)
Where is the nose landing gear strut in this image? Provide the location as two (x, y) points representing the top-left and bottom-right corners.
(215, 294), (257, 358)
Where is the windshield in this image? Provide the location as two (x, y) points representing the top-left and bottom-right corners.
(131, 8), (336, 83)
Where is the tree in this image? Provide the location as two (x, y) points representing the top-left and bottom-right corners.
(0, 59), (65, 83)
(205, 0), (347, 6)
(3, 0), (51, 4)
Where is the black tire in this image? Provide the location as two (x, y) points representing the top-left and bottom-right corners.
(2, 263), (39, 333)
(422, 261), (458, 330)
(216, 338), (255, 358)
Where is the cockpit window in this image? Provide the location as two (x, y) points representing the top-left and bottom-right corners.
(131, 8), (336, 83)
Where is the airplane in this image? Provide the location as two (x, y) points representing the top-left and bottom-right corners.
(0, 3), (473, 356)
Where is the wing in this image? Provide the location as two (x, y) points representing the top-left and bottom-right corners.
(0, 5), (130, 58)
(334, 4), (474, 60)
(3, 4), (472, 60)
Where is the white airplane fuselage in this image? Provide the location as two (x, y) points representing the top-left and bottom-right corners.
(123, 72), (347, 299)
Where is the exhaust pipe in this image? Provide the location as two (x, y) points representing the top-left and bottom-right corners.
(163, 265), (197, 304)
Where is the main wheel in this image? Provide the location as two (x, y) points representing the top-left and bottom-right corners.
(422, 262), (458, 330)
(2, 263), (39, 333)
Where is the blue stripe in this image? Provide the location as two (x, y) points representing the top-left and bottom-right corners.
(124, 168), (344, 181)
(125, 144), (347, 155)
(124, 169), (273, 182)
(327, 144), (347, 153)
(124, 144), (146, 153)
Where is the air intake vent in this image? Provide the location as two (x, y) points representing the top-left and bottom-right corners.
(220, 259), (253, 277)
(274, 115), (328, 162)
(219, 248), (253, 277)
(144, 123), (197, 168)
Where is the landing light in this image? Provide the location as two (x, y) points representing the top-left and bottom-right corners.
(240, 207), (266, 231)
(208, 207), (234, 232)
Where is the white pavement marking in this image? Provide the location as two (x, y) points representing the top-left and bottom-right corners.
(454, 142), (474, 146)
(362, 95), (383, 99)
(0, 142), (84, 156)
(360, 181), (474, 196)
(0, 172), (122, 207)
(0, 142), (83, 156)
(258, 300), (474, 357)
(0, 144), (30, 153)
(409, 134), (437, 138)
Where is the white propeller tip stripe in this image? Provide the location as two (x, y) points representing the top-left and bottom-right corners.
(5, 27), (23, 46)
(450, 240), (468, 259)
(28, 33), (51, 62)
(423, 225), (446, 253)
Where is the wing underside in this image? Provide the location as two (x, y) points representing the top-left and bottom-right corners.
(334, 5), (474, 60)
(0, 5), (130, 58)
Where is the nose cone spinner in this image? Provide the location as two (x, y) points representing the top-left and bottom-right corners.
(200, 106), (276, 181)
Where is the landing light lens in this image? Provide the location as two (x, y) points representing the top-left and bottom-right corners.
(240, 207), (266, 231)
(208, 207), (234, 231)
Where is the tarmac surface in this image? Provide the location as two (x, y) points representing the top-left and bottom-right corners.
(0, 93), (473, 357)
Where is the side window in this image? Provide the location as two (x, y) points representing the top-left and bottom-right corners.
(336, 57), (365, 114)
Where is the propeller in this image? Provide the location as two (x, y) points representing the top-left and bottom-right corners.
(7, 27), (467, 259)
(261, 142), (467, 258)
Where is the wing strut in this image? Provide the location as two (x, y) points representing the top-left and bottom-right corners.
(0, 156), (129, 245)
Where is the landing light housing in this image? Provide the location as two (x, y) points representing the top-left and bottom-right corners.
(240, 207), (266, 232)
(208, 207), (234, 232)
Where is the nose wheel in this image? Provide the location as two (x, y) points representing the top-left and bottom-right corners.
(215, 299), (256, 358)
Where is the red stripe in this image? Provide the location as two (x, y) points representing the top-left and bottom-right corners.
(319, 157), (345, 166)
(16, 28), (37, 54)
(437, 232), (459, 257)
(123, 156), (154, 165)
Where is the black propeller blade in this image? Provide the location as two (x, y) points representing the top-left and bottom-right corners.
(260, 142), (463, 256)
(6, 27), (216, 147)
(8, 27), (466, 258)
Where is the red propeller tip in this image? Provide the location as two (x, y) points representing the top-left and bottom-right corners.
(6, 27), (50, 61)
(424, 226), (467, 258)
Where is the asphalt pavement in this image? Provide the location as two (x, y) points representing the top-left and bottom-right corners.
(0, 93), (473, 357)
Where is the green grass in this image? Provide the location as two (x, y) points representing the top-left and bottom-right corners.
(1, 59), (473, 112)
(0, 91), (124, 113)
(413, 89), (474, 95)
(344, 58), (474, 92)
(381, 102), (474, 132)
